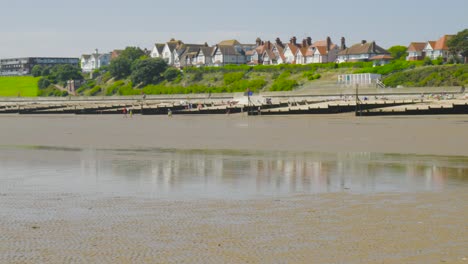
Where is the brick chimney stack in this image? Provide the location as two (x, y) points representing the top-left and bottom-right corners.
(290, 36), (297, 45)
(326, 36), (331, 51)
(341, 37), (346, 50)
(256, 37), (262, 47)
(276, 37), (284, 48)
(307, 37), (312, 46)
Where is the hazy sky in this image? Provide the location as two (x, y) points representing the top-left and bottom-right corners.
(0, 0), (466, 58)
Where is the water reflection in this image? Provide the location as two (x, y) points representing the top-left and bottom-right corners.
(0, 147), (467, 199)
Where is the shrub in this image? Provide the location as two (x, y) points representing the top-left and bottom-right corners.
(223, 72), (245, 85)
(163, 67), (181, 81)
(86, 85), (102, 96)
(190, 71), (203, 82)
(271, 79), (298, 91)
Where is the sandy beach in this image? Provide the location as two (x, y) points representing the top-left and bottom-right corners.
(1, 114), (467, 263)
(0, 114), (467, 156)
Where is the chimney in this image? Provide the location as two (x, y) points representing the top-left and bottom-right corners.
(326, 36), (331, 51)
(204, 42), (208, 47)
(302, 39), (307, 47)
(256, 37), (262, 47)
(361, 40), (367, 45)
(341, 37), (346, 50)
(291, 36), (297, 45)
(371, 41), (376, 53)
(266, 41), (271, 50)
(276, 37), (284, 48)
(95, 49), (99, 55)
(306, 37), (312, 46)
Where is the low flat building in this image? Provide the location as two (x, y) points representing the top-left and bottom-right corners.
(0, 57), (79, 76)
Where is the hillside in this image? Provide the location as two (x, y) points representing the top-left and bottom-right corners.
(2, 62), (466, 98)
(383, 64), (468, 87)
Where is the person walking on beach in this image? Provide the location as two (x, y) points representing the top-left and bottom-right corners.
(167, 108), (172, 117)
(122, 107), (127, 118)
(129, 109), (133, 118)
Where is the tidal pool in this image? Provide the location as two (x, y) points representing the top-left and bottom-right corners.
(0, 146), (466, 199)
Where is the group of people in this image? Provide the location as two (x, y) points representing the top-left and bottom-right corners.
(122, 107), (133, 118)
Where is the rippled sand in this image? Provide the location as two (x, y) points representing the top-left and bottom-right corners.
(0, 191), (467, 263)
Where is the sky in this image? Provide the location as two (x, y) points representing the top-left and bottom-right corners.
(0, 0), (467, 58)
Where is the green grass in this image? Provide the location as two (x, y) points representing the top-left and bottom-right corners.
(0, 76), (39, 97)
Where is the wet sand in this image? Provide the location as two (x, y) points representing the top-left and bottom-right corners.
(1, 114), (468, 263)
(1, 191), (467, 263)
(0, 114), (467, 156)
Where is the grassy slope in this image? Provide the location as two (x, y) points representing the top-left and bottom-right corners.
(383, 64), (468, 87)
(0, 76), (39, 97)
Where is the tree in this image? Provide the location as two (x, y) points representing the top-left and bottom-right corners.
(52, 65), (83, 83)
(388, 45), (408, 60)
(37, 77), (51, 89)
(163, 67), (181, 81)
(109, 57), (132, 79)
(130, 58), (168, 86)
(448, 29), (468, 63)
(31, 65), (43, 77)
(120, 47), (146, 62)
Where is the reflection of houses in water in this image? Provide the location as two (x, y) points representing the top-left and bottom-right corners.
(76, 149), (466, 196)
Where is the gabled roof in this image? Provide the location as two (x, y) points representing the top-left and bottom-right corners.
(218, 39), (241, 46)
(154, 43), (165, 54)
(198, 47), (214, 57)
(285, 43), (299, 54)
(407, 42), (426, 52)
(263, 49), (276, 61)
(212, 45), (244, 56)
(272, 43), (286, 61)
(338, 41), (389, 56)
(425, 41), (436, 50)
(434, 35), (454, 51)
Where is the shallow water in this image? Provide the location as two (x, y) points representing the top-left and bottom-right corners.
(0, 146), (467, 199)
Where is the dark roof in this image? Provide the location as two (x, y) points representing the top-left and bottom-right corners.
(338, 41), (389, 56)
(212, 45), (244, 56)
(198, 47), (214, 57)
(154, 43), (165, 54)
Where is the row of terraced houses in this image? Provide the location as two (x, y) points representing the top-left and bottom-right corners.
(147, 37), (394, 68)
(76, 34), (461, 72)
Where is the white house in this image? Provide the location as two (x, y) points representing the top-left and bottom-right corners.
(407, 42), (427, 61)
(337, 40), (390, 63)
(283, 39), (299, 64)
(271, 41), (286, 65)
(80, 49), (111, 73)
(304, 38), (339, 64)
(195, 47), (214, 66)
(161, 40), (181, 65)
(150, 43), (165, 58)
(211, 45), (246, 66)
(423, 35), (453, 60)
(422, 41), (436, 61)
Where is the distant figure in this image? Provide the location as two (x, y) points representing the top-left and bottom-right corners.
(129, 109), (133, 118)
(167, 108), (172, 117)
(122, 107), (127, 118)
